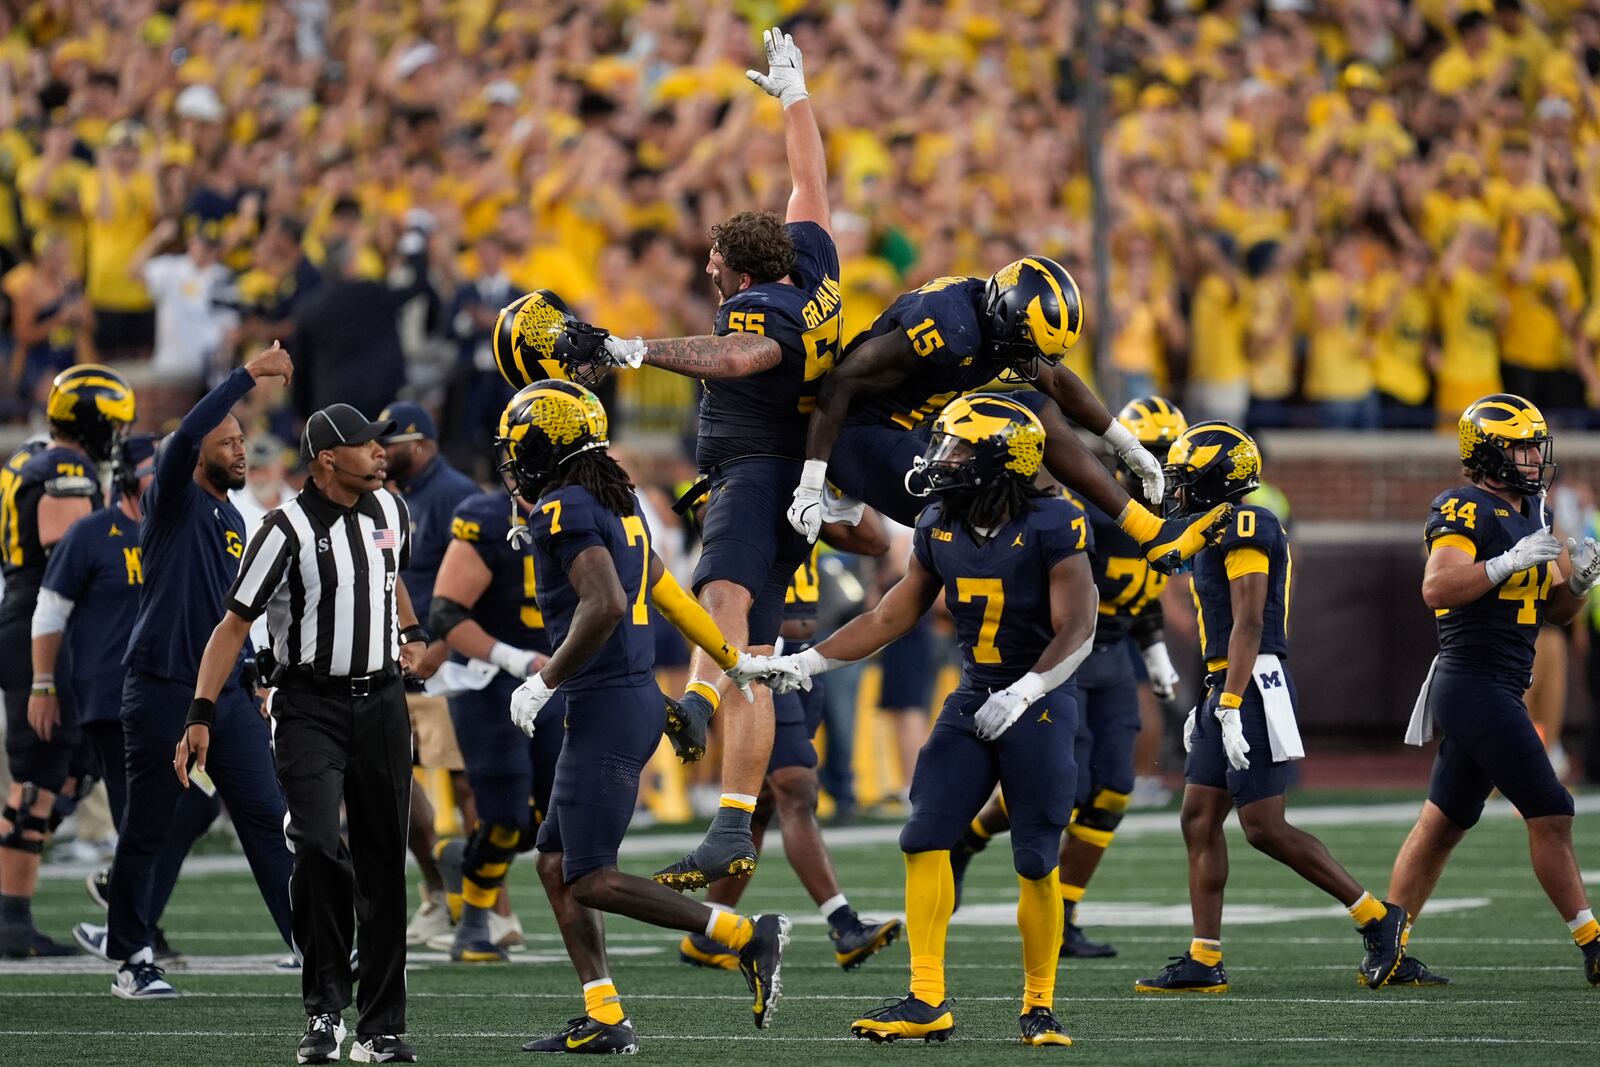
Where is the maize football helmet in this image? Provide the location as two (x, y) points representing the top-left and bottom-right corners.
(493, 290), (609, 388)
(1458, 393), (1555, 496)
(982, 255), (1083, 382)
(495, 379), (610, 501)
(906, 392), (1046, 498)
(47, 364), (136, 464)
(1163, 420), (1261, 515)
(1116, 395), (1188, 447)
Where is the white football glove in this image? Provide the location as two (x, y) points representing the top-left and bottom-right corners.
(1484, 529), (1562, 586)
(787, 460), (827, 542)
(1103, 421), (1164, 504)
(719, 651), (772, 700)
(973, 673), (1048, 741)
(746, 27), (808, 109)
(1182, 707), (1196, 754)
(603, 335), (647, 369)
(1141, 641), (1180, 702)
(1214, 703), (1251, 770)
(509, 673), (555, 737)
(1566, 536), (1600, 595)
(488, 642), (539, 678)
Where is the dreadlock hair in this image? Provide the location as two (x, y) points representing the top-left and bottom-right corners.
(548, 449), (637, 517)
(936, 475), (1053, 545)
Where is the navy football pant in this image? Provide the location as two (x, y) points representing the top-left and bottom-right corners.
(900, 683), (1079, 880)
(692, 456), (810, 646)
(1073, 641), (1141, 807)
(107, 671), (292, 961)
(768, 679), (826, 773)
(448, 673), (565, 831)
(1186, 674), (1295, 808)
(825, 423), (930, 528)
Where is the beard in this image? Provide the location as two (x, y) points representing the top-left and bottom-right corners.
(386, 448), (416, 483)
(206, 459), (246, 492)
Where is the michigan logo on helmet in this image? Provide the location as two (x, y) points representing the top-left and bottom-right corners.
(907, 393), (1045, 497)
(1116, 395), (1188, 447)
(495, 379), (610, 500)
(982, 255), (1083, 381)
(47, 364), (136, 464)
(1458, 393), (1555, 496)
(492, 290), (611, 388)
(1163, 420), (1261, 515)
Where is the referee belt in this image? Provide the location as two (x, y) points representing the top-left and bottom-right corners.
(273, 666), (399, 699)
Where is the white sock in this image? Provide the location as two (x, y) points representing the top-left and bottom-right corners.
(582, 977), (613, 992)
(703, 902), (731, 938)
(720, 793), (759, 808)
(1567, 908), (1596, 933)
(818, 893), (848, 920)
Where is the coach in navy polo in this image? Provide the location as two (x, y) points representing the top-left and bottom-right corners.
(97, 343), (296, 999)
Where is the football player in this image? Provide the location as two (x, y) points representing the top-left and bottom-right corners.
(946, 396), (1191, 958)
(1376, 395), (1600, 986)
(0, 364), (133, 957)
(1135, 422), (1407, 994)
(783, 262), (1232, 576)
(678, 533), (903, 974)
(494, 29), (842, 891)
(496, 381), (790, 1053)
(426, 488), (559, 963)
(749, 394), (1099, 1047)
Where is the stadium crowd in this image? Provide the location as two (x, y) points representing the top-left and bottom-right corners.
(0, 0), (1598, 453)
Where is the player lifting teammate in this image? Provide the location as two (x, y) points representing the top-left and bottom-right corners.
(1135, 421), (1407, 994)
(494, 381), (789, 1053)
(750, 394), (1099, 1047)
(1378, 394), (1600, 987)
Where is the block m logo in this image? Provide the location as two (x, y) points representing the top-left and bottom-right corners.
(1257, 670), (1283, 689)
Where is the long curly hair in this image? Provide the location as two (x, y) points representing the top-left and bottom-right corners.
(548, 449), (637, 517)
(936, 475), (1052, 544)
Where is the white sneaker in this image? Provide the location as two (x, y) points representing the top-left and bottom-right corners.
(112, 947), (176, 999)
(424, 930), (454, 952)
(487, 911), (524, 951)
(405, 885), (453, 947)
(74, 921), (114, 962)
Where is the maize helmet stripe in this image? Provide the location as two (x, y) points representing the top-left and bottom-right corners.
(1019, 257), (1081, 356)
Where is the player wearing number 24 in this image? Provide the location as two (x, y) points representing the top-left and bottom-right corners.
(1382, 393), (1600, 988)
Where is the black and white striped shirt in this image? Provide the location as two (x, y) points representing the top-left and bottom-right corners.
(226, 481), (412, 678)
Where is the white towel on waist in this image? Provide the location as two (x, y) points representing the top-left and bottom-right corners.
(1405, 655), (1439, 747)
(1253, 654), (1304, 762)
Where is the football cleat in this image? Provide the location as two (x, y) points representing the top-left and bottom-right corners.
(521, 1014), (641, 1054)
(112, 947), (177, 999)
(1357, 955), (1450, 987)
(1144, 504), (1233, 574)
(348, 1034), (416, 1063)
(831, 916), (902, 971)
(1357, 902), (1407, 991)
(1, 927), (80, 959)
(1061, 921), (1117, 959)
(678, 932), (739, 970)
(1583, 938), (1600, 986)
(405, 884), (453, 946)
(86, 868), (111, 910)
(738, 914), (791, 1029)
(663, 690), (714, 764)
(1134, 954), (1229, 994)
(1018, 1006), (1072, 1047)
(653, 826), (757, 891)
(850, 995), (955, 1043)
(297, 1013), (346, 1065)
(450, 933), (509, 963)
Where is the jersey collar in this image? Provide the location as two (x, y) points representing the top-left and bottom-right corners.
(299, 478), (385, 525)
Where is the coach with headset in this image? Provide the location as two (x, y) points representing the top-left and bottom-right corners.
(179, 402), (433, 1065)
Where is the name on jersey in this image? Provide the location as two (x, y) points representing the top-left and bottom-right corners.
(801, 276), (842, 330)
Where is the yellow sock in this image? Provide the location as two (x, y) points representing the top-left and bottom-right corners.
(905, 850), (954, 1007)
(583, 978), (625, 1025)
(968, 816), (991, 842)
(685, 680), (721, 711)
(1059, 880), (1085, 905)
(719, 793), (757, 813)
(1189, 938), (1222, 966)
(1018, 868), (1064, 1013)
(1401, 921), (1412, 949)
(1348, 891), (1386, 928)
(1117, 500), (1162, 544)
(707, 908), (754, 951)
(1568, 909), (1598, 946)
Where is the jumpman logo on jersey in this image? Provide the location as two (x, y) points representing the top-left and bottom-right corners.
(1037, 708), (1052, 724)
(1012, 533), (1024, 547)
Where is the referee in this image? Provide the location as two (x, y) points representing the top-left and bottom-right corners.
(177, 403), (431, 1066)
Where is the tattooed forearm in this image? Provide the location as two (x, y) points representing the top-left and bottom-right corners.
(642, 333), (783, 379)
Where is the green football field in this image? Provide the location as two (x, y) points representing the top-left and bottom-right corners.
(3, 789), (1596, 1065)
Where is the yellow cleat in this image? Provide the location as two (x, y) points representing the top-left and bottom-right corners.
(1142, 503), (1233, 573)
(678, 932), (740, 970)
(1019, 1007), (1072, 1046)
(851, 994), (955, 1044)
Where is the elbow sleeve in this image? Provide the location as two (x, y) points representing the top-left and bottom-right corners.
(31, 589), (75, 639)
(429, 596), (474, 640)
(651, 569), (738, 670)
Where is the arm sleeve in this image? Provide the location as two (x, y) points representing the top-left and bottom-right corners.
(157, 365), (257, 498)
(31, 588), (75, 638)
(226, 514), (293, 621)
(651, 567), (738, 669)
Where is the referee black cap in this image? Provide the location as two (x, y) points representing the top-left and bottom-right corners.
(302, 403), (397, 460)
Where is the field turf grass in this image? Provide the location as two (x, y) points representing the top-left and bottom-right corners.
(2, 789), (1595, 1065)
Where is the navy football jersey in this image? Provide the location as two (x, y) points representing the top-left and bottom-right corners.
(530, 484), (655, 692)
(698, 221), (842, 470)
(449, 491), (550, 655)
(39, 506), (142, 721)
(1065, 491), (1169, 645)
(912, 494), (1092, 690)
(845, 277), (1005, 431)
(1191, 504), (1291, 670)
(782, 542), (822, 624)
(1424, 484), (1549, 678)
(0, 442), (100, 630)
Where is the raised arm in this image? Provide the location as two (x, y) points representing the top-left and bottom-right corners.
(745, 27), (829, 234)
(156, 342), (291, 498)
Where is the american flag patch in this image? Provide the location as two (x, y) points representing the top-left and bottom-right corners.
(370, 528), (399, 550)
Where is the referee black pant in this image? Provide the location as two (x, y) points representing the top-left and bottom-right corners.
(271, 676), (411, 1036)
